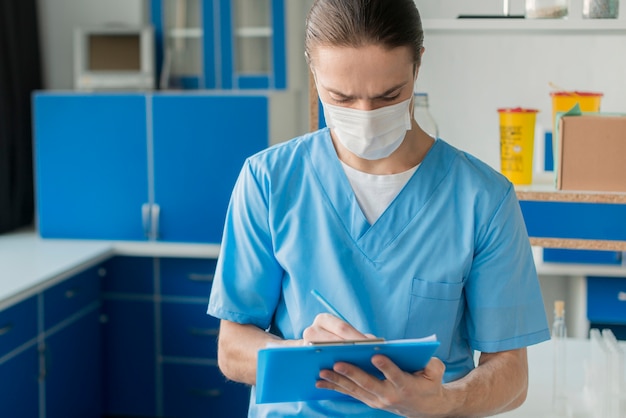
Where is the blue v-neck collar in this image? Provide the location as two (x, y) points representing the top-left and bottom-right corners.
(306, 129), (457, 262)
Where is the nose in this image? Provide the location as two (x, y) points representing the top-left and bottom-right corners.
(352, 99), (380, 112)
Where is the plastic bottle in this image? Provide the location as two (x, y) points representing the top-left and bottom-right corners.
(413, 92), (439, 139)
(551, 300), (568, 416)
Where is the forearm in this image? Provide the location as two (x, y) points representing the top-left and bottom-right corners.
(216, 319), (301, 385)
(439, 348), (528, 417)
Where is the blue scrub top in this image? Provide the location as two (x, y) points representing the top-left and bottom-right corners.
(208, 129), (550, 417)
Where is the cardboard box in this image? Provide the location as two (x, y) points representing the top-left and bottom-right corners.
(557, 114), (626, 192)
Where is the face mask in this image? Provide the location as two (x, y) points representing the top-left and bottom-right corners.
(322, 97), (413, 160)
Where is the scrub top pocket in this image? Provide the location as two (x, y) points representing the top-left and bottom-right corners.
(404, 277), (464, 341)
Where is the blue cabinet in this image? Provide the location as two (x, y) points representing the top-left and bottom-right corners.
(152, 95), (268, 242)
(99, 255), (249, 417)
(34, 93), (149, 240)
(45, 309), (102, 418)
(43, 265), (102, 418)
(152, 0), (287, 90)
(34, 92), (270, 243)
(0, 266), (102, 418)
(100, 256), (157, 417)
(0, 296), (39, 418)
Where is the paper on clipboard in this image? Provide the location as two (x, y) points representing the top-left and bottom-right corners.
(256, 334), (439, 404)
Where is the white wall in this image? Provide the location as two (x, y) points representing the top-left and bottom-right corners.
(37, 0), (147, 89)
(414, 0), (626, 169)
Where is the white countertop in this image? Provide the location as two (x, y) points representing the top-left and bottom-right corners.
(0, 228), (220, 310)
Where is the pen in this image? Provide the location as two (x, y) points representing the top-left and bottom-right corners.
(310, 289), (350, 324)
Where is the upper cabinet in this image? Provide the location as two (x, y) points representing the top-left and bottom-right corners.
(152, 0), (291, 90)
(33, 91), (299, 243)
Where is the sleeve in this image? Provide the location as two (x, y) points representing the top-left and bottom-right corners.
(207, 159), (284, 330)
(464, 185), (550, 353)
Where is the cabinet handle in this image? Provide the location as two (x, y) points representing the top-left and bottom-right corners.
(189, 327), (219, 337)
(188, 273), (214, 282)
(0, 323), (13, 336)
(618, 291), (626, 302)
(189, 388), (222, 398)
(65, 287), (80, 299)
(151, 203), (160, 240)
(141, 203), (151, 238)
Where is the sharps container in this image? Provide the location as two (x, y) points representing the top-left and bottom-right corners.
(550, 91), (603, 134)
(498, 108), (539, 185)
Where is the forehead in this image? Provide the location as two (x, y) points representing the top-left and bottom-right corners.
(311, 44), (414, 93)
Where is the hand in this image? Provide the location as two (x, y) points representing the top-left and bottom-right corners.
(316, 355), (450, 418)
(302, 313), (376, 343)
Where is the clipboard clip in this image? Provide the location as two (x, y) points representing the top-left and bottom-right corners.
(310, 338), (386, 346)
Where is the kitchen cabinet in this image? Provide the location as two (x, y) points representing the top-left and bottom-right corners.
(159, 257), (250, 418)
(152, 0), (289, 90)
(34, 92), (275, 243)
(0, 266), (102, 418)
(100, 255), (249, 417)
(34, 93), (149, 241)
(0, 296), (39, 418)
(100, 256), (157, 417)
(42, 265), (103, 418)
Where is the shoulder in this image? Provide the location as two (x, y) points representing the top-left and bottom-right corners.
(245, 128), (330, 178)
(436, 139), (512, 197)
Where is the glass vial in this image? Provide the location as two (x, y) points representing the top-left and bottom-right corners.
(413, 93), (439, 139)
(552, 300), (568, 416)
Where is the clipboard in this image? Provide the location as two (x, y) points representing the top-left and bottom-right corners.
(256, 337), (440, 404)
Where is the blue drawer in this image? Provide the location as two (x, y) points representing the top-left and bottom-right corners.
(587, 276), (626, 324)
(160, 258), (216, 298)
(44, 266), (100, 330)
(543, 249), (622, 265)
(101, 256), (154, 295)
(161, 301), (220, 358)
(0, 296), (37, 357)
(162, 363), (250, 418)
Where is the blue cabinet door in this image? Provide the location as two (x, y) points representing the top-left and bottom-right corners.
(0, 346), (39, 417)
(101, 298), (156, 416)
(45, 308), (102, 418)
(152, 95), (268, 243)
(34, 93), (149, 240)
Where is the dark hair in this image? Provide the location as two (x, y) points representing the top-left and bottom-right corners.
(305, 0), (424, 66)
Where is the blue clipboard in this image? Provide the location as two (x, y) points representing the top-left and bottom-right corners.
(255, 338), (440, 404)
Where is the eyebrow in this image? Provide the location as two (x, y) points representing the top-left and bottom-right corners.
(324, 81), (409, 100)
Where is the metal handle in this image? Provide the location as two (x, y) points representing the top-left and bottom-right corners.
(151, 203), (160, 240)
(65, 287), (80, 299)
(189, 388), (222, 398)
(189, 327), (219, 337)
(142, 203), (151, 238)
(0, 323), (13, 336)
(188, 273), (214, 282)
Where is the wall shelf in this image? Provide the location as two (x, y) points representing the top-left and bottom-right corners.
(516, 186), (626, 251)
(423, 18), (626, 33)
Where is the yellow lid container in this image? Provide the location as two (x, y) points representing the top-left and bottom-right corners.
(550, 91), (603, 133)
(498, 108), (539, 185)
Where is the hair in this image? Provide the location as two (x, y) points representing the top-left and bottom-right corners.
(304, 0), (424, 66)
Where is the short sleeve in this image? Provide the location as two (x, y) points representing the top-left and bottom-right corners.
(207, 159), (284, 329)
(464, 185), (550, 352)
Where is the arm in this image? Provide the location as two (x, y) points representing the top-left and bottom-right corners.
(316, 347), (528, 418)
(216, 320), (295, 385)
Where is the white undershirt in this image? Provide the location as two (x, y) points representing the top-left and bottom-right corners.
(341, 161), (419, 225)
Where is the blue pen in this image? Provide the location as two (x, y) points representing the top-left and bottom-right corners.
(310, 289), (350, 324)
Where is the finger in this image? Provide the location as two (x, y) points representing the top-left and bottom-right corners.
(317, 362), (384, 403)
(416, 357), (446, 382)
(370, 354), (407, 386)
(304, 313), (368, 342)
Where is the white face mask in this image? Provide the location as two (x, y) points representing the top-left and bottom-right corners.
(322, 97), (413, 160)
